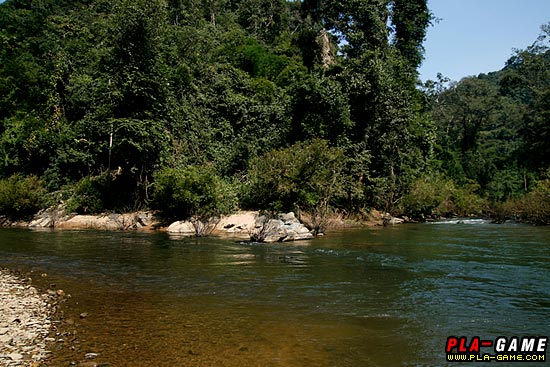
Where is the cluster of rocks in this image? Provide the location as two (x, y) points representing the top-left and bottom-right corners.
(27, 208), (158, 231)
(166, 211), (314, 243)
(27, 205), (69, 229)
(8, 203), (408, 242)
(250, 212), (314, 243)
(166, 211), (257, 237)
(9, 206), (316, 242)
(53, 212), (156, 231)
(382, 215), (406, 226)
(0, 269), (54, 367)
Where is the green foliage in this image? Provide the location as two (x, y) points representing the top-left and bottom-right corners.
(233, 37), (291, 80)
(242, 139), (347, 213)
(321, 0), (391, 56)
(391, 0), (431, 69)
(0, 174), (46, 219)
(286, 73), (353, 144)
(402, 174), (486, 219)
(65, 174), (112, 214)
(503, 178), (550, 225)
(235, 0), (293, 43)
(66, 169), (158, 214)
(190, 64), (292, 175)
(0, 0), (467, 224)
(521, 88), (550, 169)
(426, 24), (550, 212)
(152, 166), (235, 220)
(106, 0), (169, 119)
(109, 118), (170, 172)
(0, 113), (53, 176)
(486, 168), (525, 202)
(432, 77), (501, 155)
(341, 48), (432, 211)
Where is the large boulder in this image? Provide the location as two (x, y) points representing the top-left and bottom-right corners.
(166, 221), (195, 235)
(252, 212), (314, 243)
(56, 214), (125, 230)
(281, 221), (313, 241)
(29, 205), (69, 228)
(214, 211), (258, 236)
(212, 211), (313, 242)
(55, 212), (157, 230)
(28, 207), (159, 231)
(28, 216), (55, 228)
(382, 214), (406, 226)
(134, 212), (158, 228)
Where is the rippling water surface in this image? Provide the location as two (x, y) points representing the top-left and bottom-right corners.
(0, 221), (549, 366)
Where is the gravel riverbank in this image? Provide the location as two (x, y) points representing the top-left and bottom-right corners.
(0, 269), (54, 367)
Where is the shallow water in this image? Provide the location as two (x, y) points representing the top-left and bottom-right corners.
(0, 221), (549, 366)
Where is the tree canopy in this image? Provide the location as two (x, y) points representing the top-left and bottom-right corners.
(1, 0), (548, 224)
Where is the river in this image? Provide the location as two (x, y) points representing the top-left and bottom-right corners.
(0, 220), (549, 366)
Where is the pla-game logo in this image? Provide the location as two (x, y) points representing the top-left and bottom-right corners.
(446, 336), (547, 363)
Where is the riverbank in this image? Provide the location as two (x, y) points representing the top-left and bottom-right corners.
(0, 208), (402, 239)
(0, 269), (55, 367)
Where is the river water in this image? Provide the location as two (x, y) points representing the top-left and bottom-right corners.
(0, 221), (549, 366)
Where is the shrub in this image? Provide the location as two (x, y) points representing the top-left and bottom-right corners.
(242, 139), (347, 210)
(241, 139), (348, 233)
(486, 168), (525, 202)
(402, 174), (486, 219)
(445, 183), (487, 217)
(152, 166), (235, 222)
(502, 179), (550, 224)
(0, 175), (46, 220)
(65, 169), (154, 214)
(65, 174), (112, 214)
(401, 174), (450, 218)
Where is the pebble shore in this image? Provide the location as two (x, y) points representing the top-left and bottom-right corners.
(0, 269), (54, 367)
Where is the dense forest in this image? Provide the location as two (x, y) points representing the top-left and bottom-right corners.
(0, 0), (548, 226)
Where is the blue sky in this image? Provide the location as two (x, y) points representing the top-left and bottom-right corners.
(420, 0), (550, 82)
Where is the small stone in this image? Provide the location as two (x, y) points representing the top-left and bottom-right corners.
(77, 362), (98, 367)
(56, 289), (65, 297)
(8, 352), (23, 360)
(85, 352), (100, 359)
(79, 313), (89, 319)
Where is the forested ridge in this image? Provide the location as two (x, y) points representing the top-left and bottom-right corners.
(0, 0), (548, 226)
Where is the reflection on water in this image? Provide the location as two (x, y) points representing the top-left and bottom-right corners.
(0, 222), (549, 366)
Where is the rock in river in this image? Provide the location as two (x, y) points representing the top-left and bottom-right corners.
(252, 212), (314, 243)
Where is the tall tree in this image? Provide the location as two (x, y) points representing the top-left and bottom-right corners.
(390, 0), (430, 70)
(106, 0), (168, 119)
(323, 0), (391, 57)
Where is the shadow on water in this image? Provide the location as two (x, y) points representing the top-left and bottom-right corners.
(0, 222), (549, 366)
